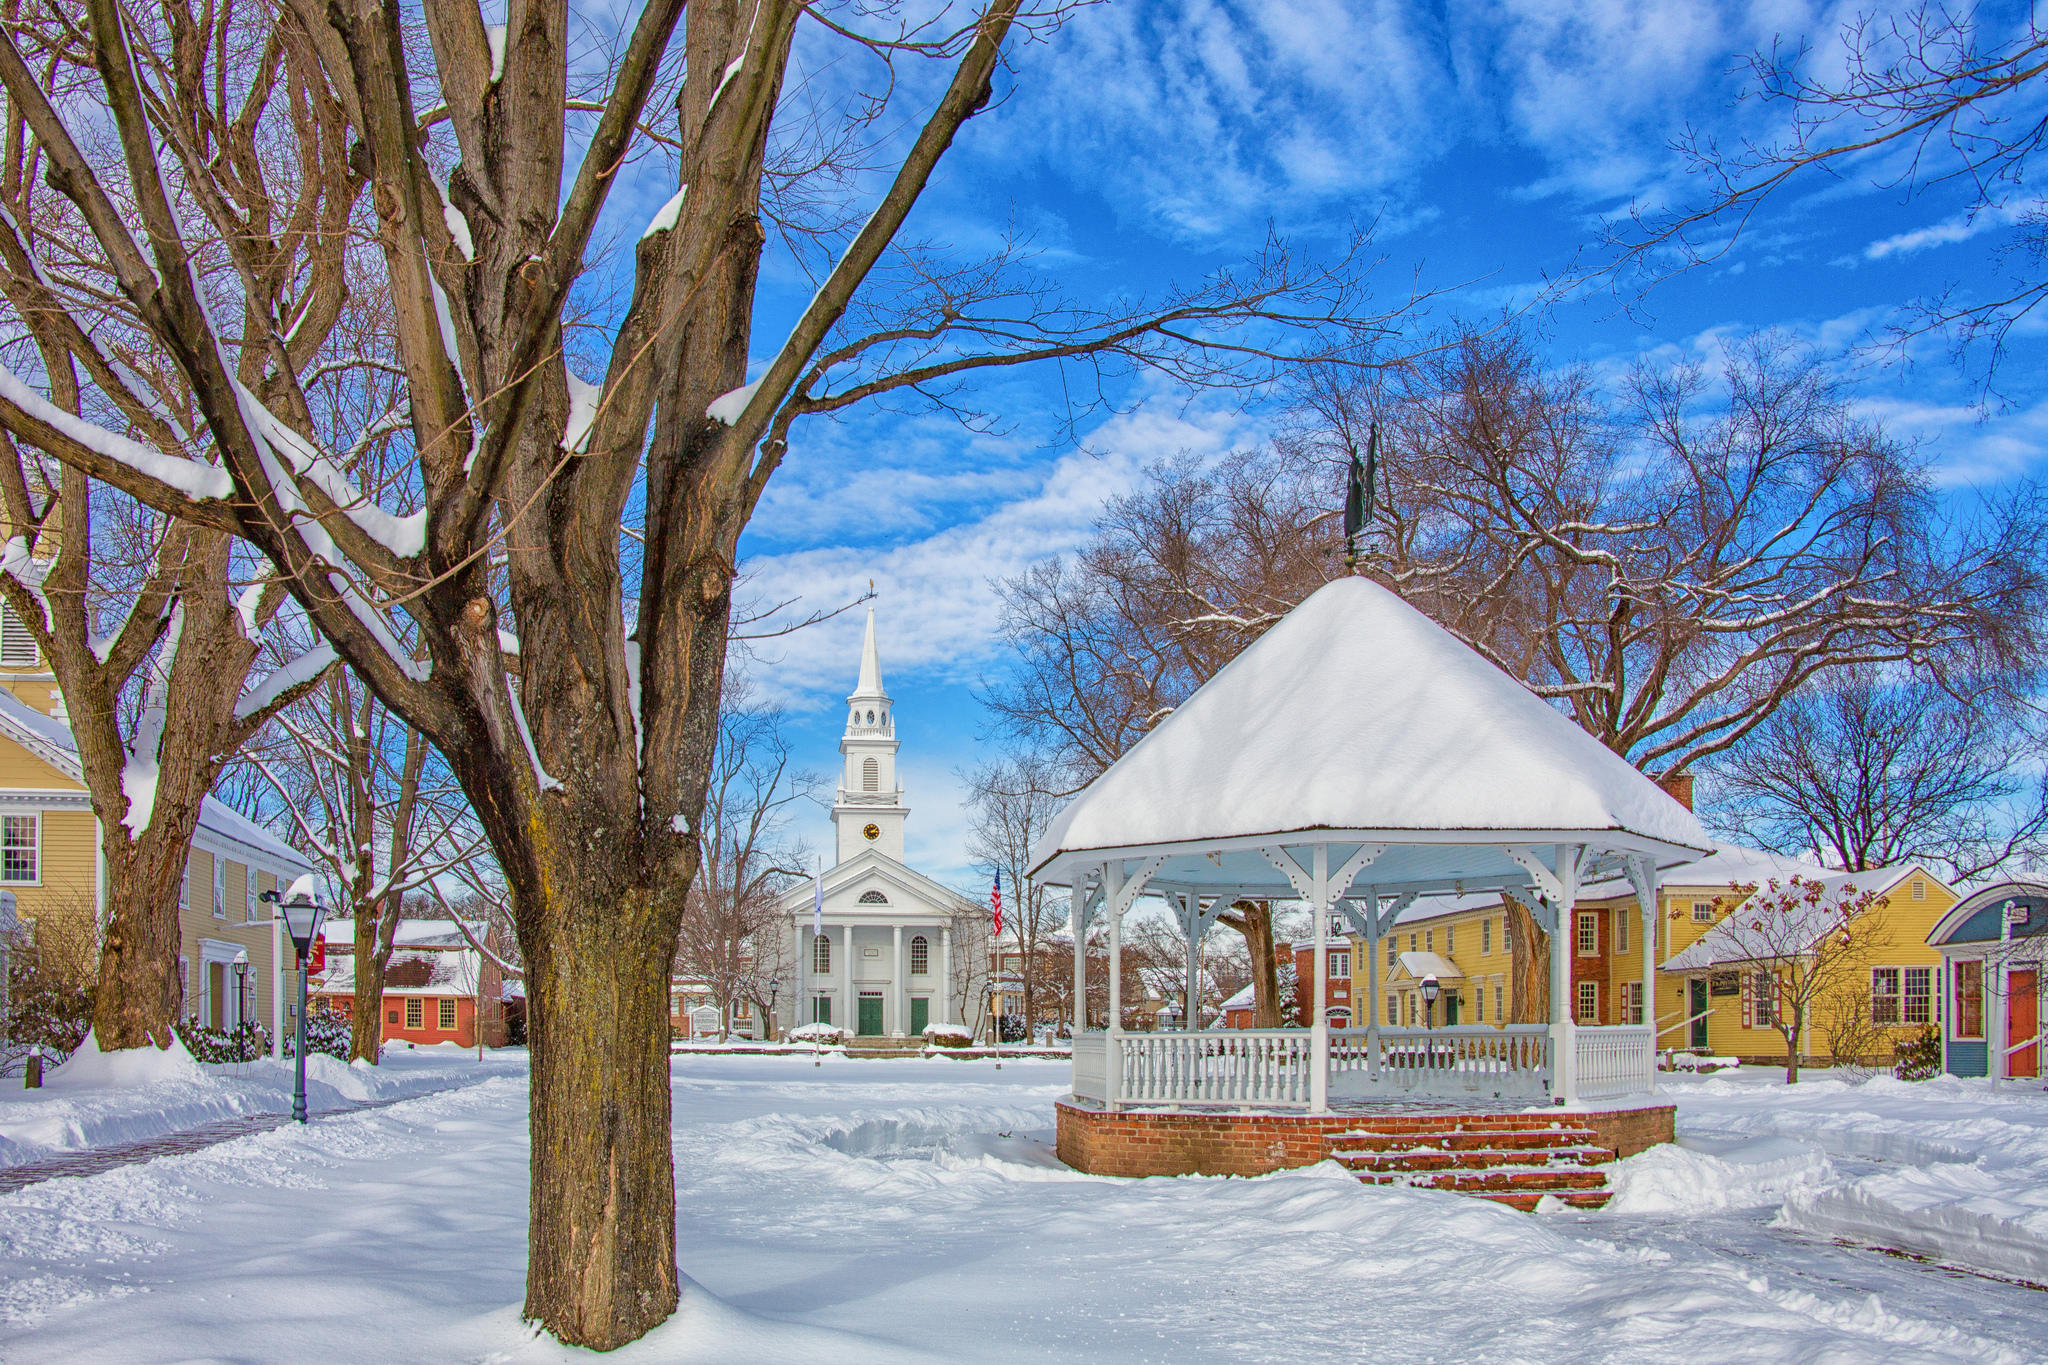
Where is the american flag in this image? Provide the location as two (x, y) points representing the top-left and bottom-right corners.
(991, 868), (1003, 938)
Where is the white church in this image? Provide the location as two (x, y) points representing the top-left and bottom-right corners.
(773, 608), (986, 1038)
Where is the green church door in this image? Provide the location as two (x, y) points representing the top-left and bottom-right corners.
(910, 997), (929, 1034)
(858, 995), (884, 1036)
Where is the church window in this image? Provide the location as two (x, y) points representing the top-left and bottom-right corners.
(910, 935), (929, 974)
(858, 890), (889, 904)
(812, 934), (831, 974)
(866, 710), (875, 725)
(862, 757), (879, 791)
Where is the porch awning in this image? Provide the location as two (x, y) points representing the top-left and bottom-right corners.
(1394, 951), (1463, 981)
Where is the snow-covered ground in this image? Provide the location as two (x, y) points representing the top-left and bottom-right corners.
(2, 1055), (2045, 1362)
(0, 1034), (521, 1165)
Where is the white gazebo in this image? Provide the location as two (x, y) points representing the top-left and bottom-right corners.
(1029, 577), (1711, 1114)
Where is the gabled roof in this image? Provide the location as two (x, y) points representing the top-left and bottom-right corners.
(0, 685), (309, 870)
(1028, 577), (1708, 885)
(770, 847), (981, 918)
(1660, 864), (1938, 972)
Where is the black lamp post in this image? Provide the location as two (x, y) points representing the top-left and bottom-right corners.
(263, 878), (326, 1123)
(232, 956), (251, 1061)
(768, 980), (778, 1043)
(1420, 975), (1441, 1073)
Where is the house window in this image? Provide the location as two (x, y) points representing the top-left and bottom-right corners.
(1408, 932), (1417, 952)
(1482, 918), (1492, 956)
(1576, 980), (1599, 1023)
(862, 757), (878, 792)
(1871, 967), (1902, 1025)
(1613, 911), (1629, 956)
(405, 998), (423, 1029)
(439, 999), (457, 1031)
(179, 858), (190, 908)
(1692, 901), (1713, 923)
(0, 601), (38, 666)
(1494, 982), (1504, 1022)
(813, 934), (831, 974)
(1621, 981), (1644, 1025)
(245, 868), (259, 922)
(0, 813), (38, 883)
(910, 935), (929, 975)
(1406, 994), (1417, 1026)
(1903, 967), (1932, 1025)
(1474, 985), (1485, 1023)
(212, 857), (226, 918)
(1445, 926), (1454, 955)
(1576, 912), (1598, 956)
(1954, 960), (1983, 1038)
(1385, 994), (1398, 1026)
(1386, 937), (1396, 968)
(1425, 929), (1434, 952)
(1752, 971), (1778, 1029)
(1329, 950), (1349, 980)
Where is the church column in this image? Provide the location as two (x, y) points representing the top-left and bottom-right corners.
(839, 922), (853, 1034)
(891, 923), (904, 1036)
(937, 926), (952, 1024)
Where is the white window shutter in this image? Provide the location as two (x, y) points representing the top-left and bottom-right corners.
(0, 602), (38, 667)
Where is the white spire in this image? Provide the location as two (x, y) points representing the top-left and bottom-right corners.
(849, 605), (887, 701)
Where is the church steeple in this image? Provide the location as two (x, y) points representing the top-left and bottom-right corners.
(832, 606), (908, 862)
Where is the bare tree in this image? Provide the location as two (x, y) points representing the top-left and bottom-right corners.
(672, 676), (808, 1041)
(1609, 7), (2048, 387)
(1679, 875), (1892, 1083)
(242, 666), (489, 1062)
(962, 749), (1068, 1033)
(948, 902), (995, 1040)
(0, 0), (1413, 1342)
(1713, 666), (2048, 882)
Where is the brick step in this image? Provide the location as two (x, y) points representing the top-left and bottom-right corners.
(1354, 1164), (1609, 1193)
(1325, 1119), (1595, 1138)
(1475, 1189), (1611, 1212)
(1328, 1127), (1600, 1153)
(1329, 1144), (1610, 1172)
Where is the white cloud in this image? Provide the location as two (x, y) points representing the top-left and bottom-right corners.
(1863, 199), (2046, 261)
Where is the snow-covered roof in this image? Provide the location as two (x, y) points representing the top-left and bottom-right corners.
(1661, 864), (1928, 972)
(1028, 578), (1709, 891)
(313, 944), (483, 997)
(1219, 983), (1255, 1013)
(0, 684), (309, 871)
(320, 917), (477, 949)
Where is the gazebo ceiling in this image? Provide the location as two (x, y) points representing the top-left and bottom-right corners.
(1029, 577), (1710, 891)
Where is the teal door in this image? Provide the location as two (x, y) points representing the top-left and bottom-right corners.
(1445, 993), (1460, 1026)
(858, 995), (884, 1036)
(1689, 978), (1709, 1049)
(910, 997), (929, 1033)
(812, 997), (831, 1026)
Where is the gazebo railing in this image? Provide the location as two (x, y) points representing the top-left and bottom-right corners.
(1072, 1032), (1109, 1102)
(1571, 1025), (1655, 1101)
(1118, 1029), (1315, 1107)
(1330, 1026), (1550, 1101)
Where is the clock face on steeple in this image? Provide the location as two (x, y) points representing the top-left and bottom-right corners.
(862, 822), (881, 842)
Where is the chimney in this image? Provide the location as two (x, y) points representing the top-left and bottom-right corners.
(1657, 772), (1694, 812)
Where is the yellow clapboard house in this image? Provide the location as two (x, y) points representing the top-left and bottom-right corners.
(1350, 842), (1957, 1067)
(0, 601), (312, 1045)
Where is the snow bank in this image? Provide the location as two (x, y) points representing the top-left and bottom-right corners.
(921, 1023), (973, 1046)
(788, 1023), (850, 1045)
(1785, 1161), (2048, 1285)
(1605, 1136), (1834, 1215)
(45, 1031), (203, 1088)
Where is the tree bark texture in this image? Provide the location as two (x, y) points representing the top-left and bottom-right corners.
(1505, 896), (1550, 1026)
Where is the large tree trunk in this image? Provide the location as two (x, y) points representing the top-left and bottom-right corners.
(1506, 896), (1550, 1026)
(349, 895), (400, 1062)
(522, 888), (680, 1347)
(1237, 902), (1282, 1027)
(91, 841), (196, 1048)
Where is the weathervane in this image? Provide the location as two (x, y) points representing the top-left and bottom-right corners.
(1342, 422), (1379, 570)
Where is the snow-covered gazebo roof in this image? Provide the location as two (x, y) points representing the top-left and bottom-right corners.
(1028, 577), (1709, 901)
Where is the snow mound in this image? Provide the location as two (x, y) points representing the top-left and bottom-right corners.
(1604, 1136), (1833, 1215)
(789, 1023), (851, 1045)
(1784, 1160), (2048, 1285)
(46, 1031), (203, 1088)
(921, 1023), (973, 1045)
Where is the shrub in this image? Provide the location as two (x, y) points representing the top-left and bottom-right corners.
(997, 1014), (1029, 1043)
(174, 1017), (274, 1063)
(280, 1011), (353, 1060)
(922, 1022), (973, 1048)
(2, 909), (96, 1072)
(1893, 1025), (1942, 1081)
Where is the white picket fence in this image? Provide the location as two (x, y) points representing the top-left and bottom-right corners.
(1329, 1025), (1551, 1101)
(1572, 1024), (1656, 1101)
(1115, 1029), (1315, 1107)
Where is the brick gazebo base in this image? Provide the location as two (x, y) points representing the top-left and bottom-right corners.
(1056, 1099), (1675, 1180)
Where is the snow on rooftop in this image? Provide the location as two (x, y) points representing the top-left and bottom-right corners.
(1030, 577), (1708, 875)
(1661, 863), (1927, 972)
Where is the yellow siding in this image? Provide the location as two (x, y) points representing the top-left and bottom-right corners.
(0, 729), (82, 790)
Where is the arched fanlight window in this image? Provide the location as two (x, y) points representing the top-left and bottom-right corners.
(857, 889), (889, 904)
(862, 757), (879, 791)
(813, 934), (831, 973)
(910, 935), (929, 975)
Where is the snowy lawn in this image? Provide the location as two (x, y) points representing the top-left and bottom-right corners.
(2, 1055), (2045, 1362)
(0, 1035), (523, 1165)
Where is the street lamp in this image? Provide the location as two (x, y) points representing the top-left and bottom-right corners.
(768, 980), (779, 1043)
(232, 954), (251, 1061)
(1420, 975), (1441, 1074)
(263, 876), (326, 1123)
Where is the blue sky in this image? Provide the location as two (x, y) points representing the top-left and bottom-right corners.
(630, 1), (2048, 890)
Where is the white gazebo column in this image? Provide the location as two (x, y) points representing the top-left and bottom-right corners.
(1179, 893), (1200, 1030)
(1105, 862), (1124, 1039)
(1310, 844), (1331, 1113)
(1363, 891), (1381, 1084)
(937, 925), (952, 1025)
(891, 923), (904, 1036)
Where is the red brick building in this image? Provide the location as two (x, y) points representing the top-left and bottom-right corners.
(310, 919), (517, 1049)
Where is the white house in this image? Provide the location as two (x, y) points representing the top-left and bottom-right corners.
(773, 608), (984, 1038)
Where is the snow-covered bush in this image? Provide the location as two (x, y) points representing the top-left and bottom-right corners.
(280, 1012), (354, 1060)
(789, 1023), (850, 1045)
(922, 1023), (973, 1048)
(1893, 1026), (1942, 1081)
(173, 1018), (274, 1063)
(1, 910), (95, 1073)
(997, 1014), (1028, 1043)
